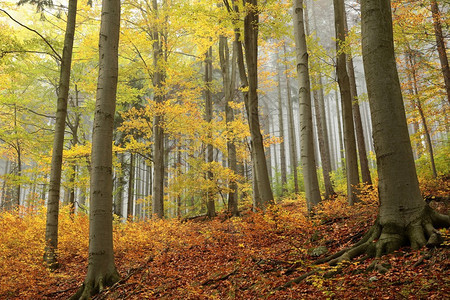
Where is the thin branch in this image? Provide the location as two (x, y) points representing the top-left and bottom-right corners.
(0, 8), (61, 61)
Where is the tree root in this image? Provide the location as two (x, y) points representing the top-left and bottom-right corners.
(276, 205), (449, 290)
(70, 270), (120, 300)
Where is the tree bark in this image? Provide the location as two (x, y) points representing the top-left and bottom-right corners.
(293, 0), (322, 211)
(406, 51), (438, 178)
(44, 0), (78, 269)
(276, 50), (288, 195)
(205, 46), (216, 218)
(283, 43), (299, 194)
(344, 11), (372, 186)
(430, 0), (450, 104)
(71, 0), (121, 295)
(232, 0), (273, 209)
(127, 153), (135, 219)
(219, 35), (238, 216)
(335, 88), (345, 167)
(312, 77), (335, 198)
(115, 153), (125, 218)
(333, 0), (360, 205)
(361, 0), (448, 252)
(151, 0), (165, 219)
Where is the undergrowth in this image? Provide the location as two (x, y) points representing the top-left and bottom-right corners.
(0, 180), (448, 299)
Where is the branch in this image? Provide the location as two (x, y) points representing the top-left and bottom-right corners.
(0, 8), (61, 61)
(0, 50), (60, 61)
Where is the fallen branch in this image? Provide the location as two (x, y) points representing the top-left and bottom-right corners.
(202, 268), (238, 286)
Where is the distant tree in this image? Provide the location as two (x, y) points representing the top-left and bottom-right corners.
(333, 0), (360, 205)
(275, 49), (287, 195)
(204, 45), (215, 218)
(151, 0), (165, 219)
(219, 35), (239, 216)
(430, 0), (450, 104)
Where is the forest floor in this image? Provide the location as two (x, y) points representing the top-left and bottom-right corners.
(1, 180), (449, 299)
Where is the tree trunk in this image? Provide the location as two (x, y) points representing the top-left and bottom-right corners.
(127, 153), (135, 219)
(219, 35), (238, 216)
(335, 88), (345, 167)
(44, 0), (78, 269)
(115, 153), (125, 218)
(151, 0), (165, 219)
(71, 0), (121, 295)
(406, 51), (438, 178)
(205, 46), (216, 218)
(333, 0), (360, 205)
(430, 0), (450, 104)
(293, 0), (322, 211)
(232, 0), (273, 209)
(276, 50), (287, 195)
(1, 160), (10, 210)
(262, 100), (273, 182)
(360, 0), (449, 254)
(68, 86), (81, 214)
(244, 0), (274, 208)
(283, 43), (299, 194)
(313, 77), (335, 198)
(344, 11), (372, 186)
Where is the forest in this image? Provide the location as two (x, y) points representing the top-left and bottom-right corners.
(0, 0), (449, 298)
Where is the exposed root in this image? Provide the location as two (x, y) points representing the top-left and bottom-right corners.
(70, 271), (120, 300)
(276, 205), (449, 290)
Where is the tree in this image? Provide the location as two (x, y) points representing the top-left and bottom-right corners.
(430, 0), (450, 104)
(37, 0), (77, 269)
(204, 45), (216, 218)
(343, 7), (372, 186)
(283, 43), (299, 194)
(244, 0), (274, 208)
(227, 0), (274, 209)
(357, 0), (449, 255)
(151, 0), (165, 219)
(306, 0), (335, 198)
(275, 49), (287, 195)
(333, 0), (360, 205)
(280, 2), (449, 285)
(219, 35), (239, 216)
(292, 0), (321, 211)
(71, 0), (121, 296)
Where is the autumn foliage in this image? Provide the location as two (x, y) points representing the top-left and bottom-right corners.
(1, 180), (448, 299)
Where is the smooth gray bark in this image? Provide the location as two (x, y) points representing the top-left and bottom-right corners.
(219, 35), (238, 216)
(334, 0), (360, 205)
(293, 0), (322, 211)
(72, 0), (121, 296)
(362, 0), (447, 240)
(344, 10), (372, 186)
(276, 50), (288, 195)
(431, 0), (450, 104)
(127, 153), (135, 218)
(44, 0), (78, 269)
(283, 43), (299, 194)
(406, 51), (438, 178)
(205, 46), (216, 218)
(151, 0), (165, 219)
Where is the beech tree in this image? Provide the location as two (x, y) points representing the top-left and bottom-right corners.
(151, 0), (165, 219)
(430, 0), (450, 104)
(318, 0), (449, 264)
(43, 0), (78, 269)
(71, 0), (121, 296)
(333, 0), (360, 205)
(293, 0), (321, 211)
